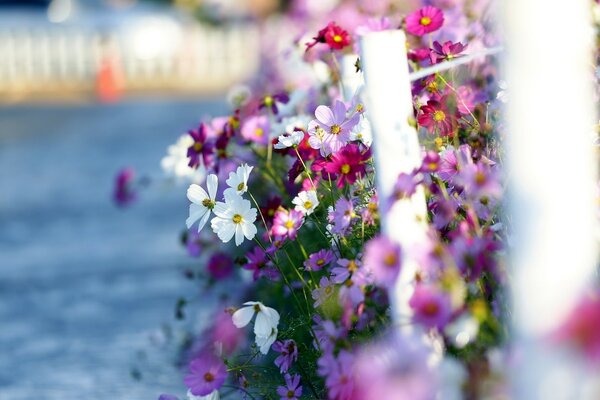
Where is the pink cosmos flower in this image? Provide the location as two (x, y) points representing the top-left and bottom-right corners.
(363, 236), (402, 287)
(304, 249), (335, 271)
(455, 162), (502, 201)
(184, 353), (227, 396)
(244, 246), (278, 281)
(438, 144), (473, 182)
(324, 143), (371, 188)
(325, 350), (355, 400)
(309, 100), (360, 156)
(405, 6), (444, 37)
(429, 40), (467, 64)
(271, 208), (304, 240)
(328, 197), (356, 235)
(241, 115), (270, 145)
(306, 22), (351, 52)
(418, 97), (456, 137)
(409, 284), (452, 330)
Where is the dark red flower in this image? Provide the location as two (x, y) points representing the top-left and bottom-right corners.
(187, 123), (214, 169)
(305, 22), (351, 52)
(323, 144), (371, 188)
(430, 41), (468, 64)
(417, 97), (456, 137)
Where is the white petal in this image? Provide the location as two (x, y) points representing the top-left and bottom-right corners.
(254, 310), (273, 338)
(213, 201), (231, 218)
(225, 171), (240, 189)
(215, 220), (235, 243)
(242, 221), (257, 240)
(187, 184), (209, 204)
(186, 204), (208, 229)
(197, 209), (212, 232)
(264, 306), (280, 326)
(243, 301), (260, 306)
(234, 224), (244, 246)
(206, 174), (219, 200)
(232, 306), (255, 328)
(255, 329), (278, 355)
(315, 105), (335, 125)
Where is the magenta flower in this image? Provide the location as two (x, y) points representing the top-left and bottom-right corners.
(113, 167), (137, 207)
(325, 350), (355, 400)
(418, 98), (456, 137)
(405, 6), (444, 37)
(272, 339), (298, 373)
(363, 236), (402, 287)
(276, 374), (302, 400)
(324, 144), (371, 188)
(184, 353), (227, 396)
(187, 123), (214, 169)
(209, 310), (246, 355)
(271, 208), (304, 240)
(241, 115), (270, 145)
(304, 249), (335, 271)
(409, 284), (452, 330)
(306, 22), (351, 52)
(309, 100), (360, 155)
(455, 162), (502, 200)
(207, 252), (234, 280)
(430, 40), (467, 64)
(420, 150), (441, 173)
(244, 246), (278, 281)
(312, 276), (335, 307)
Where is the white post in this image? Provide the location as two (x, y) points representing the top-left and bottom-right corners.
(504, 1), (598, 398)
(360, 30), (428, 325)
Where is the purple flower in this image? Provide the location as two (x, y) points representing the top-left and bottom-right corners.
(304, 249), (334, 271)
(243, 246), (278, 281)
(312, 276), (335, 307)
(328, 197), (356, 235)
(330, 258), (362, 284)
(276, 374), (302, 400)
(184, 353), (227, 396)
(113, 167), (137, 207)
(409, 284), (452, 330)
(186, 229), (202, 257)
(207, 252), (234, 280)
(325, 350), (355, 400)
(260, 92), (290, 115)
(187, 123), (214, 169)
(352, 332), (438, 400)
(363, 236), (402, 287)
(420, 151), (441, 173)
(391, 170), (423, 202)
(313, 316), (344, 352)
(271, 208), (304, 240)
(438, 144), (472, 182)
(241, 115), (270, 145)
(430, 40), (467, 64)
(272, 339), (298, 373)
(308, 100), (360, 156)
(455, 162), (501, 201)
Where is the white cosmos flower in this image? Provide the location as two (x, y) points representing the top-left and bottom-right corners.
(274, 130), (304, 149)
(187, 389), (220, 400)
(224, 163), (253, 196)
(186, 174), (218, 233)
(161, 134), (206, 183)
(210, 191), (257, 246)
(232, 301), (280, 355)
(292, 190), (319, 215)
(350, 118), (373, 147)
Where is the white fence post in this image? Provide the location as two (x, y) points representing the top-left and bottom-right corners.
(505, 0), (598, 398)
(360, 30), (428, 325)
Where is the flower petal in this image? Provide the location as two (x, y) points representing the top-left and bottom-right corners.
(186, 203), (208, 229)
(315, 105), (335, 126)
(333, 100), (347, 123)
(232, 306), (255, 328)
(254, 310), (274, 337)
(234, 224), (244, 246)
(187, 184), (209, 204)
(206, 174), (219, 200)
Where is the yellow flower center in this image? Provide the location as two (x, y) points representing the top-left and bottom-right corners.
(384, 253), (397, 266)
(304, 200), (313, 209)
(333, 34), (343, 43)
(316, 259), (325, 266)
(237, 182), (245, 191)
(340, 164), (351, 174)
(356, 103), (364, 113)
(325, 286), (332, 294)
(264, 95), (273, 107)
(193, 142), (203, 152)
(330, 124), (341, 135)
(232, 214), (243, 224)
(475, 171), (486, 185)
(347, 260), (358, 273)
(433, 110), (446, 122)
(420, 16), (432, 26)
(434, 137), (443, 148)
(285, 220), (295, 229)
(202, 198), (215, 209)
(287, 390), (295, 398)
(255, 128), (264, 137)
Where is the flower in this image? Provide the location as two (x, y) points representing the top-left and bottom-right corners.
(271, 208), (304, 240)
(324, 350), (355, 400)
(292, 190), (319, 215)
(241, 115), (270, 145)
(113, 167), (137, 207)
(355, 17), (391, 36)
(187, 123), (214, 169)
(184, 353), (227, 396)
(430, 40), (467, 64)
(232, 301), (280, 354)
(276, 374), (302, 400)
(304, 249), (334, 271)
(309, 100), (360, 156)
(187, 390), (220, 400)
(409, 284), (452, 329)
(306, 22), (351, 52)
(405, 6), (444, 37)
(207, 252), (234, 280)
(438, 145), (473, 182)
(209, 310), (246, 355)
(186, 174), (218, 233)
(328, 197), (356, 235)
(324, 143), (371, 188)
(312, 276), (335, 307)
(274, 130), (305, 149)
(391, 170), (422, 201)
(224, 163), (253, 196)
(260, 92), (290, 115)
(211, 191), (258, 246)
(349, 119), (373, 148)
(244, 246), (278, 281)
(161, 134), (206, 182)
(363, 236), (402, 287)
(272, 339), (298, 373)
(418, 98), (456, 137)
(455, 162), (501, 201)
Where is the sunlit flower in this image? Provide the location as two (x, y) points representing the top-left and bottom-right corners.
(363, 236), (402, 287)
(211, 191), (257, 246)
(418, 98), (456, 137)
(274, 130), (304, 149)
(271, 208), (304, 240)
(276, 374), (302, 400)
(241, 115), (270, 145)
(328, 197), (357, 235)
(224, 163), (253, 196)
(324, 143), (371, 188)
(184, 353), (227, 396)
(186, 174), (218, 233)
(309, 100), (360, 156)
(430, 40), (467, 64)
(292, 190), (319, 215)
(405, 6), (444, 37)
(306, 22), (351, 52)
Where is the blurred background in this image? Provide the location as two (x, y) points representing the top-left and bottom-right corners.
(0, 0), (271, 398)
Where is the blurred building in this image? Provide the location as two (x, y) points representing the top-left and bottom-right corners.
(0, 0), (260, 101)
